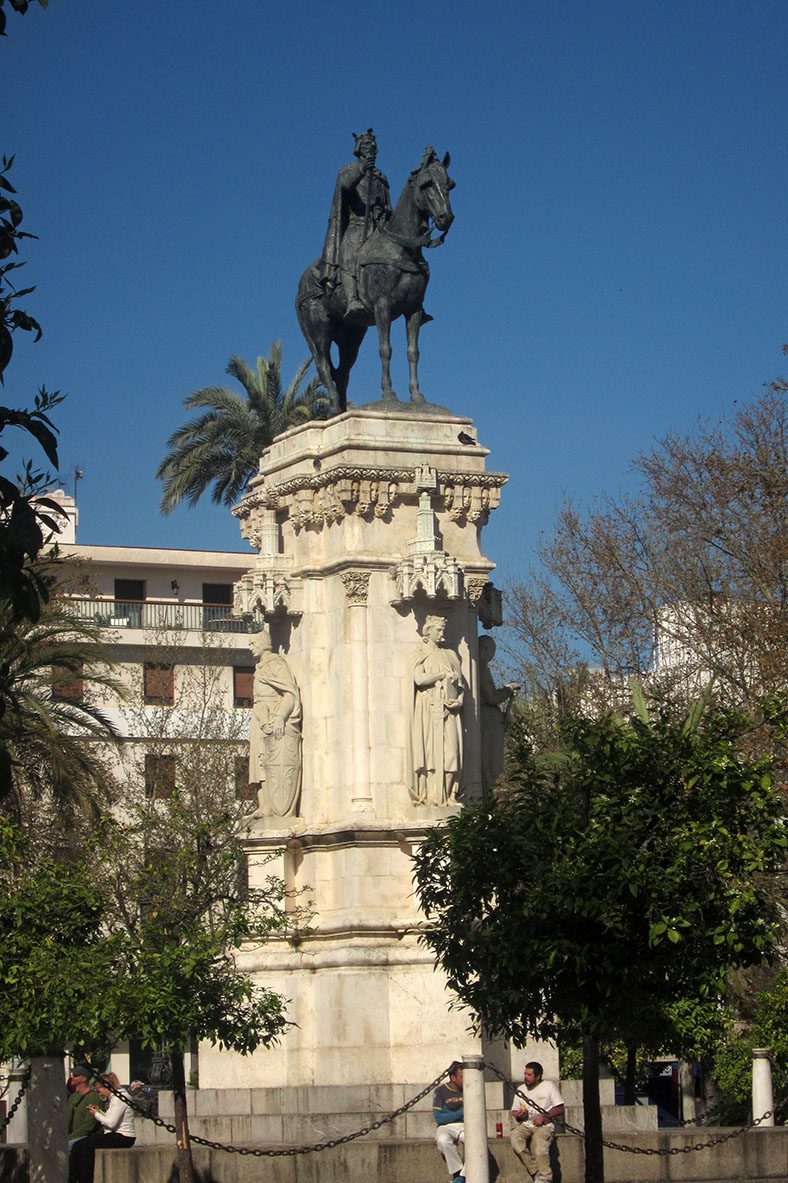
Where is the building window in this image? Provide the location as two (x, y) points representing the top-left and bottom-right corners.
(202, 583), (233, 630)
(52, 661), (84, 703)
(233, 666), (254, 708)
(235, 756), (254, 801)
(115, 579), (146, 602)
(202, 583), (232, 606)
(114, 579), (145, 626)
(144, 754), (176, 799)
(144, 662), (174, 705)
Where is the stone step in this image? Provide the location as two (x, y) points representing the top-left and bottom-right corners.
(136, 1102), (656, 1148)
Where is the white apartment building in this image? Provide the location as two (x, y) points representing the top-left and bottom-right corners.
(51, 492), (260, 1090)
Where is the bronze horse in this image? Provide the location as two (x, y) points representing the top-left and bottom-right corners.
(296, 147), (455, 414)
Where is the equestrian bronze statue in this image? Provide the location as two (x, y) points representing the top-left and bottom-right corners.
(296, 131), (455, 414)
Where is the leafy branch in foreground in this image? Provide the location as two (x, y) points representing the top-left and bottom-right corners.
(414, 692), (788, 1183)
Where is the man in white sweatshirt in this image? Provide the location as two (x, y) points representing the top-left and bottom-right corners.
(510, 1062), (564, 1183)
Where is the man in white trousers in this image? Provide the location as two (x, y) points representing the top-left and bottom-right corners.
(433, 1061), (465, 1182)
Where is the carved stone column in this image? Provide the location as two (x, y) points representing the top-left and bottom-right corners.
(342, 568), (373, 811)
(218, 407), (508, 1099)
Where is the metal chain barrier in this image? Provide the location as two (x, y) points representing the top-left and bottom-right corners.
(68, 1056), (787, 1161)
(0, 1068), (29, 1136)
(484, 1059), (786, 1156)
(74, 1061), (453, 1157)
(768, 1053), (788, 1088)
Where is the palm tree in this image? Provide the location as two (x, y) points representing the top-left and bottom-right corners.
(0, 561), (124, 837)
(156, 344), (327, 514)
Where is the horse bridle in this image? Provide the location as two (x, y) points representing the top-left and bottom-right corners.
(380, 223), (448, 250)
(377, 163), (451, 251)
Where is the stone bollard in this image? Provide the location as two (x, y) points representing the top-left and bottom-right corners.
(752, 1048), (775, 1127)
(462, 1053), (490, 1183)
(28, 1055), (68, 1183)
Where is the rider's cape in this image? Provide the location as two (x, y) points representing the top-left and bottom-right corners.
(321, 161), (391, 268)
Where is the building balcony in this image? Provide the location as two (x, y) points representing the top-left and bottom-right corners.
(63, 597), (256, 634)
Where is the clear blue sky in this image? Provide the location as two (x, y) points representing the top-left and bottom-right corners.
(4, 0), (787, 583)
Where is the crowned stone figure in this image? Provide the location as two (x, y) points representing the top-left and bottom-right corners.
(320, 128), (391, 316)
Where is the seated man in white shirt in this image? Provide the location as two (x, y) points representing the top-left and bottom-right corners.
(510, 1061), (564, 1183)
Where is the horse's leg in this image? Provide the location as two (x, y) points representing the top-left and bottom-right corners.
(373, 303), (398, 402)
(335, 325), (366, 411)
(297, 302), (342, 415)
(320, 355), (343, 416)
(406, 309), (426, 403)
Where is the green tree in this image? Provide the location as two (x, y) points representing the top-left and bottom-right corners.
(0, 817), (123, 1183)
(413, 693), (788, 1183)
(156, 344), (326, 514)
(0, 817), (122, 1061)
(93, 799), (299, 1183)
(0, 810), (296, 1183)
(713, 966), (788, 1115)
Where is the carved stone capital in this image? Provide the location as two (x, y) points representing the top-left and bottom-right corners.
(341, 569), (371, 605)
(465, 577), (489, 607)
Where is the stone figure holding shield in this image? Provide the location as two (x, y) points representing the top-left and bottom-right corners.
(249, 628), (302, 818)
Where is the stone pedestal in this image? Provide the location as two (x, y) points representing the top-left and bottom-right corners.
(200, 407), (511, 1094)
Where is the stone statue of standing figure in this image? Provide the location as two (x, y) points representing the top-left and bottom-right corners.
(478, 634), (519, 794)
(248, 628), (302, 818)
(409, 615), (464, 806)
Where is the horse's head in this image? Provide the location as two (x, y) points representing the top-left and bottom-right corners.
(411, 146), (455, 234)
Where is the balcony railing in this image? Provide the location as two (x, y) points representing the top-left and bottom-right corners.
(63, 597), (255, 633)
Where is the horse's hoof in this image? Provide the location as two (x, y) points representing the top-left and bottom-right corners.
(410, 391), (426, 404)
(381, 391), (400, 403)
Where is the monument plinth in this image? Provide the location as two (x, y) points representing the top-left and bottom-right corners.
(196, 407), (511, 1093)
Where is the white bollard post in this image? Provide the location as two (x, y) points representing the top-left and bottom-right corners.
(752, 1048), (775, 1127)
(5, 1063), (28, 1144)
(462, 1053), (490, 1183)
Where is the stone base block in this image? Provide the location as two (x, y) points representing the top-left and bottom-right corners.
(92, 1130), (788, 1183)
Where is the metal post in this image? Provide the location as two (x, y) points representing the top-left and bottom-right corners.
(462, 1053), (490, 1183)
(752, 1048), (774, 1127)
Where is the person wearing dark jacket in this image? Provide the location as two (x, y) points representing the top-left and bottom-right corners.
(66, 1066), (100, 1150)
(433, 1061), (465, 1181)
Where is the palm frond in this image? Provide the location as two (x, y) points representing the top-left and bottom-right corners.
(0, 565), (124, 827)
(157, 345), (323, 514)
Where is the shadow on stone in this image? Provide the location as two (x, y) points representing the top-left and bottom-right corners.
(166, 1165), (217, 1183)
(550, 1136), (562, 1183)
